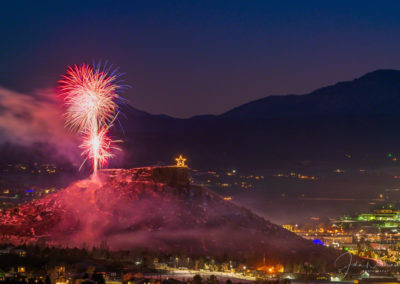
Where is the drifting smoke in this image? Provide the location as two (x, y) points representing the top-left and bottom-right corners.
(0, 86), (79, 162)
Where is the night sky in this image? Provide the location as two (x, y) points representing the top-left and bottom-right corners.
(1, 1), (400, 117)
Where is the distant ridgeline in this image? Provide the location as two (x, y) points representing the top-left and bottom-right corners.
(113, 69), (400, 170)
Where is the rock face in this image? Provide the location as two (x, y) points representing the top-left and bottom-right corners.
(0, 167), (337, 264)
(99, 166), (191, 188)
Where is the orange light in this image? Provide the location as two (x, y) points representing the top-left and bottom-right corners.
(175, 155), (187, 167)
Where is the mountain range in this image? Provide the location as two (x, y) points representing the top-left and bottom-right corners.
(115, 69), (400, 170)
(2, 69), (400, 171)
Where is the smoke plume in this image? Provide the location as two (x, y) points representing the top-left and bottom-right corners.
(0, 86), (79, 162)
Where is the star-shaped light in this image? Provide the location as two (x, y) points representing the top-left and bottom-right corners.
(175, 155), (187, 167)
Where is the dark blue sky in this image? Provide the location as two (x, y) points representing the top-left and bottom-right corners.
(1, 1), (400, 117)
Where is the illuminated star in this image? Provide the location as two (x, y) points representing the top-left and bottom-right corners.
(175, 155), (187, 167)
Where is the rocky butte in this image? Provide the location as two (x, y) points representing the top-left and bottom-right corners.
(0, 166), (339, 267)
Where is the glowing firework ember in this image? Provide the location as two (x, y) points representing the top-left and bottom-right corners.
(59, 63), (124, 173)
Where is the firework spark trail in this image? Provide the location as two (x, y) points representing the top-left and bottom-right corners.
(59, 63), (124, 173)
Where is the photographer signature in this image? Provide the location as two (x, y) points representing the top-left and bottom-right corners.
(334, 252), (379, 280)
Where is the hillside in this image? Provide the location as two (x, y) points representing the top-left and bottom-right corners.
(0, 167), (337, 265)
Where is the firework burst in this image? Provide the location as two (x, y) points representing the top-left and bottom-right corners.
(78, 125), (122, 171)
(59, 63), (124, 173)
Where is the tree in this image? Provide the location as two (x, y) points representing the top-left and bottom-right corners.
(45, 275), (51, 284)
(207, 275), (219, 284)
(193, 274), (202, 284)
(92, 272), (106, 284)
